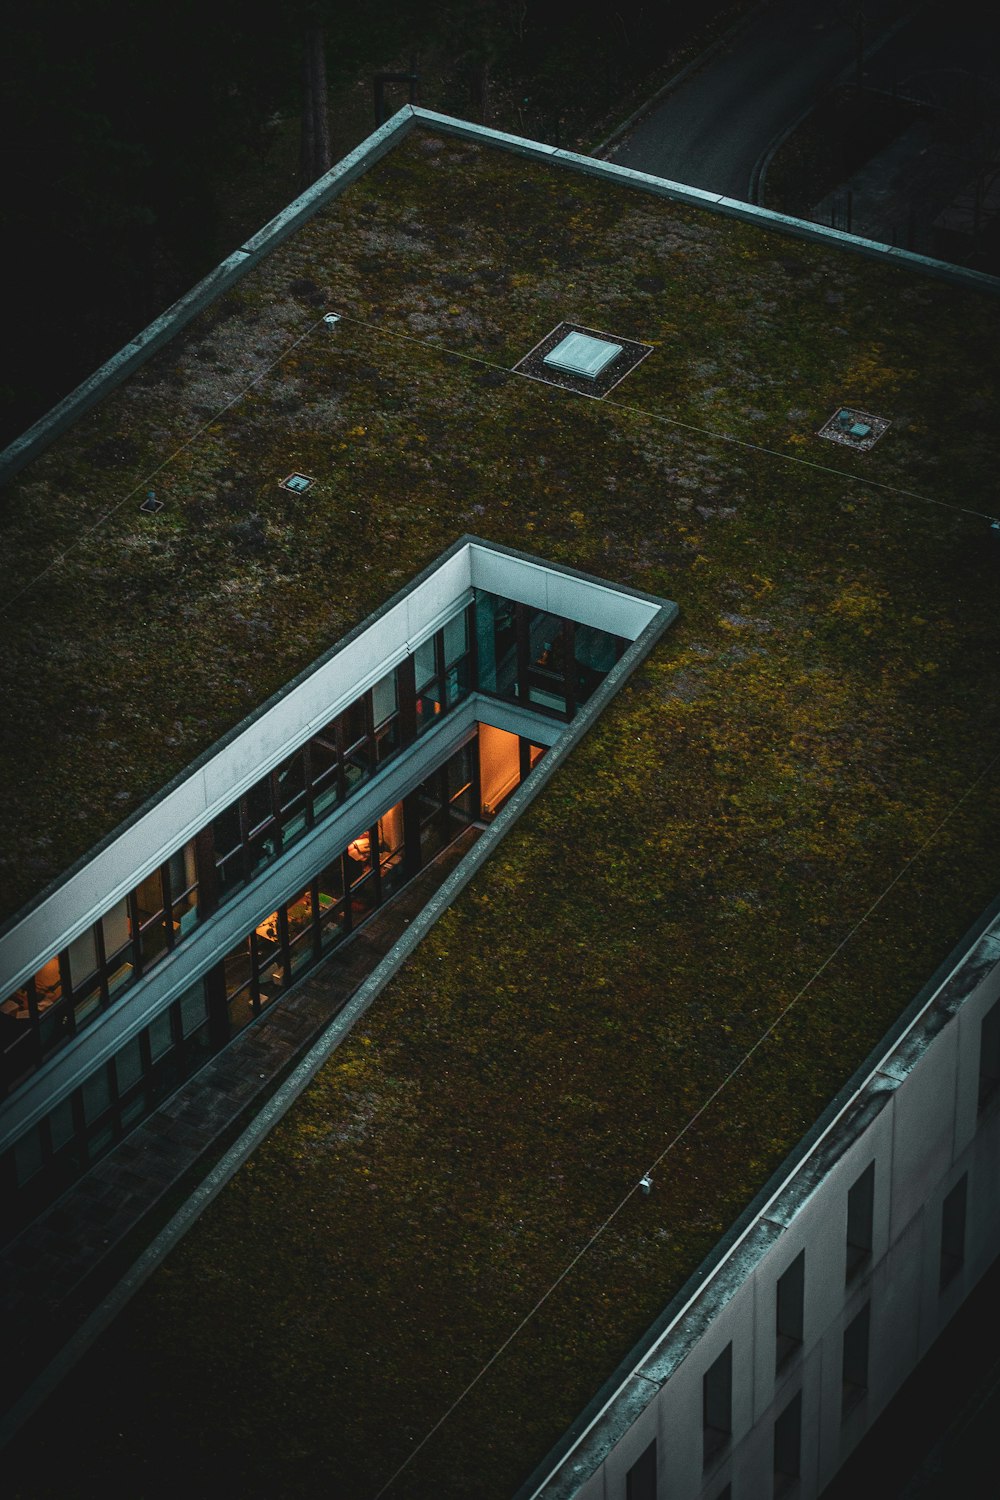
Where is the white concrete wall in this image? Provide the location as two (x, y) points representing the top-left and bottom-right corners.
(530, 915), (1000, 1500)
(0, 541), (663, 999)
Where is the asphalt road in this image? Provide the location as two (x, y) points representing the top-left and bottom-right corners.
(606, 0), (914, 200)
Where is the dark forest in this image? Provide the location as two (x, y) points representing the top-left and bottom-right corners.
(1, 0), (741, 447)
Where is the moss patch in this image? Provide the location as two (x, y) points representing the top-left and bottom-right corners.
(4, 127), (1000, 1499)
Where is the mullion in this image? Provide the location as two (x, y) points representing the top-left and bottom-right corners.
(233, 796), (250, 885)
(269, 771), (285, 857)
(561, 619), (576, 720)
(93, 919), (111, 1009)
(127, 892), (144, 979)
(333, 716), (350, 804)
(515, 602), (531, 703)
(302, 743), (317, 830)
(160, 860), (176, 952)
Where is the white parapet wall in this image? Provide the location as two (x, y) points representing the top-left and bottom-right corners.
(525, 904), (1000, 1500)
(0, 537), (674, 1156)
(0, 537), (665, 998)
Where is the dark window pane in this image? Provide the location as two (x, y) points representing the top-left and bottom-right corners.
(774, 1390), (802, 1492)
(372, 668), (398, 726)
(319, 898), (347, 952)
(443, 608), (468, 667)
(228, 986), (256, 1036)
(445, 656), (470, 708)
(1, 1016), (37, 1093)
(256, 944), (284, 1006)
(38, 1006), (71, 1062)
(102, 898), (134, 997)
(276, 751), (306, 811)
(49, 1095), (76, 1152)
(940, 1176), (968, 1290)
(247, 826), (281, 879)
(703, 1344), (732, 1467)
(842, 1302), (870, 1415)
(318, 858), (345, 903)
(626, 1438), (657, 1500)
(14, 1123), (46, 1186)
(137, 887), (170, 972)
(277, 753), (310, 846)
(244, 778), (274, 834)
(288, 924), (315, 977)
(114, 1035), (145, 1094)
(846, 1162), (875, 1282)
(134, 867), (164, 922)
(310, 734), (341, 819)
(224, 937), (253, 999)
(574, 622), (619, 702)
(169, 841), (199, 939)
(178, 981), (209, 1039)
(82, 1064), (112, 1124)
(284, 888), (313, 944)
(148, 1010), (174, 1062)
(213, 803), (243, 861)
(73, 982), (102, 1031)
(776, 1250), (805, 1371)
(414, 635), (437, 691)
(475, 590), (518, 697)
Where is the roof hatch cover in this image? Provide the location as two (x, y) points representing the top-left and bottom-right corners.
(514, 322), (652, 398)
(543, 330), (622, 380)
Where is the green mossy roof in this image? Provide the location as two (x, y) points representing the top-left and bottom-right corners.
(5, 127), (1000, 1498)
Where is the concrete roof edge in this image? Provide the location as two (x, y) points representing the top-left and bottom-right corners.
(0, 107), (419, 490)
(5, 102), (996, 492)
(518, 890), (1000, 1497)
(408, 108), (1000, 297)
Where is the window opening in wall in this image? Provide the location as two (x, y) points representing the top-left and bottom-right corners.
(0, 546), (673, 1227)
(939, 1174), (968, 1291)
(625, 1438), (657, 1500)
(0, 727), (542, 1229)
(775, 1250), (805, 1374)
(841, 1301), (871, 1417)
(978, 998), (1000, 1112)
(773, 1388), (802, 1496)
(846, 1161), (875, 1283)
(703, 1343), (733, 1468)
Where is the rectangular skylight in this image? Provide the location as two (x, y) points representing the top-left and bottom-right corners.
(543, 331), (623, 379)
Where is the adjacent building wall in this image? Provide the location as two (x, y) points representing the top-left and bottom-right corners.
(528, 909), (1000, 1500)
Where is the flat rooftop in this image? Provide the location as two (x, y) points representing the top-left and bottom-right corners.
(4, 120), (1000, 1496)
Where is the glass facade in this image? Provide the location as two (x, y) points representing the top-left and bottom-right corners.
(474, 590), (625, 717)
(0, 585), (625, 1225)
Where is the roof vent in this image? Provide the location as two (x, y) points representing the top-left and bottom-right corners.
(281, 472), (315, 494)
(323, 312), (341, 326)
(514, 322), (652, 398)
(817, 406), (890, 451)
(139, 491), (163, 514)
